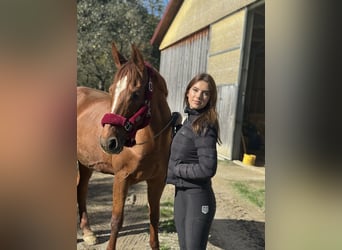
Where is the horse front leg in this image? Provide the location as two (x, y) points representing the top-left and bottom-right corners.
(106, 172), (129, 250)
(77, 162), (97, 245)
(147, 177), (166, 250)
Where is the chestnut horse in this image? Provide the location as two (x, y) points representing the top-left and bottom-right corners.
(77, 43), (178, 250)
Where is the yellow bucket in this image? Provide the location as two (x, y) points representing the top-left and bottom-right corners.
(242, 154), (256, 166)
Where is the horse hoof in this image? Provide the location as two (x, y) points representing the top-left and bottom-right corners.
(83, 232), (97, 245)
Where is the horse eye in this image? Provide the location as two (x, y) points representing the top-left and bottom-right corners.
(131, 91), (140, 100)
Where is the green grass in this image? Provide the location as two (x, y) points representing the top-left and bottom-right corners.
(232, 181), (265, 209)
(159, 219), (176, 233)
(160, 208), (173, 218)
(160, 200), (174, 207)
(160, 245), (172, 250)
(160, 200), (174, 218)
(159, 199), (176, 233)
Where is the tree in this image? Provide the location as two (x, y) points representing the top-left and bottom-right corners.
(141, 0), (166, 18)
(77, 0), (166, 91)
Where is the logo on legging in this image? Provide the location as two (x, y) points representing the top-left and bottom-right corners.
(201, 205), (209, 214)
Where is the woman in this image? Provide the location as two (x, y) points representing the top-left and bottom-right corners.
(167, 73), (221, 250)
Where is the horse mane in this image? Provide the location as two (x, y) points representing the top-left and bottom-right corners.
(111, 60), (168, 98)
(149, 65), (168, 98)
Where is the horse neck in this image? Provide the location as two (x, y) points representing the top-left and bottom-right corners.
(149, 73), (170, 129)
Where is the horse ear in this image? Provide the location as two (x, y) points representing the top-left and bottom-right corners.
(111, 42), (127, 68)
(130, 44), (145, 73)
(108, 85), (114, 96)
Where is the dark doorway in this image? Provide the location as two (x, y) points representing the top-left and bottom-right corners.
(241, 4), (265, 166)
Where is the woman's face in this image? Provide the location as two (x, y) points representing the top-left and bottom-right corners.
(187, 80), (210, 110)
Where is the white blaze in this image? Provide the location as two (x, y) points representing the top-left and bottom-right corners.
(111, 76), (128, 113)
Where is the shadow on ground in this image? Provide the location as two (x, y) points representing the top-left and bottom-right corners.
(209, 219), (265, 250)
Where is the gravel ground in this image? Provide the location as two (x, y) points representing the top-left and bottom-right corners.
(77, 160), (265, 250)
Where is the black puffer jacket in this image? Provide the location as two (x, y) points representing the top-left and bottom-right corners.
(166, 107), (218, 189)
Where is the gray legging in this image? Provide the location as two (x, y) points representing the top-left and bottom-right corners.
(174, 186), (216, 250)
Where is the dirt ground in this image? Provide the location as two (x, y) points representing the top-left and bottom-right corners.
(77, 160), (265, 250)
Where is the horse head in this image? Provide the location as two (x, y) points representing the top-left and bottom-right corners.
(100, 43), (153, 154)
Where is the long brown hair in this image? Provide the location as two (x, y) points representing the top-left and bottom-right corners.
(184, 73), (221, 144)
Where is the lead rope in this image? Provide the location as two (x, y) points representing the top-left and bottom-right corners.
(116, 112), (180, 182)
(135, 112), (180, 146)
(134, 117), (173, 146)
(115, 116), (173, 183)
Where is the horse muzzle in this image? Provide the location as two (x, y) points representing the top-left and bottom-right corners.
(100, 136), (123, 154)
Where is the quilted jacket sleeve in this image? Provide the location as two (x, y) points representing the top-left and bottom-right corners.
(173, 126), (217, 180)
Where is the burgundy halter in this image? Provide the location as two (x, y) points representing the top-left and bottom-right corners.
(101, 63), (153, 147)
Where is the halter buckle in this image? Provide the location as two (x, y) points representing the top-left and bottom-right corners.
(124, 121), (133, 132)
(148, 80), (153, 92)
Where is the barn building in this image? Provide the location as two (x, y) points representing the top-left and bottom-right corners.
(151, 0), (265, 165)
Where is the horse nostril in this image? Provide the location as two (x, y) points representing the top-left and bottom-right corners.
(108, 138), (117, 151)
(100, 136), (122, 154)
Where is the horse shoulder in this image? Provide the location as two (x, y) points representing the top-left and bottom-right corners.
(77, 87), (113, 173)
(77, 87), (111, 116)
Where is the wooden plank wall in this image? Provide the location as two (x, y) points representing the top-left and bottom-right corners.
(217, 84), (239, 159)
(208, 9), (247, 159)
(159, 28), (209, 114)
(159, 6), (251, 159)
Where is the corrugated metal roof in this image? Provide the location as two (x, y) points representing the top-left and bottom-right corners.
(150, 0), (183, 46)
(151, 0), (257, 48)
